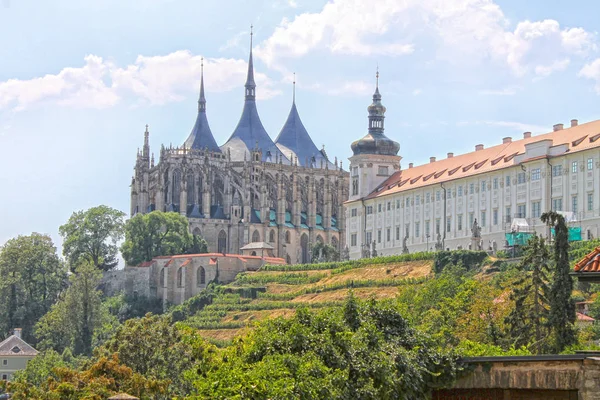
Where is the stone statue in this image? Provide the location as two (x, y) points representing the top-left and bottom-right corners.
(471, 218), (481, 238)
(434, 233), (443, 251)
(342, 245), (350, 261)
(371, 240), (378, 258)
(402, 235), (409, 254)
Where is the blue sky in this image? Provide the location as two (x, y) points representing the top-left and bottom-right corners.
(2, 0), (600, 254)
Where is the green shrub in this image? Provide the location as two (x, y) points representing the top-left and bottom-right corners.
(433, 250), (488, 273)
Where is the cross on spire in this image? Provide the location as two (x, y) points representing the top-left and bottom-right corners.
(293, 72), (296, 104)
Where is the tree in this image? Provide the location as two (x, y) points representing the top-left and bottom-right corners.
(311, 242), (340, 263)
(120, 211), (202, 265)
(97, 314), (213, 396)
(0, 233), (67, 343)
(59, 205), (126, 272)
(504, 233), (551, 353)
(35, 263), (117, 356)
(541, 211), (577, 352)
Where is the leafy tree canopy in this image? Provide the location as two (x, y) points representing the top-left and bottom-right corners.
(120, 211), (207, 266)
(59, 205), (126, 272)
(0, 233), (67, 343)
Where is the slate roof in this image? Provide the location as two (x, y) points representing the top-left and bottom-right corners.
(183, 64), (221, 152)
(221, 39), (289, 163)
(364, 119), (600, 200)
(0, 334), (38, 356)
(275, 102), (330, 167)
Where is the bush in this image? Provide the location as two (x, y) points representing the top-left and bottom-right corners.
(434, 251), (488, 273)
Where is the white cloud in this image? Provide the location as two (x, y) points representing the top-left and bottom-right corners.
(256, 0), (596, 78)
(579, 58), (600, 93)
(0, 51), (280, 111)
(479, 87), (519, 96)
(323, 80), (372, 96)
(0, 55), (119, 111)
(412, 89), (422, 96)
(288, 0), (297, 8)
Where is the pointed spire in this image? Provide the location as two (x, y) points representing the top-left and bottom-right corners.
(143, 124), (150, 159)
(245, 25), (256, 101)
(198, 57), (206, 113)
(374, 65), (381, 100)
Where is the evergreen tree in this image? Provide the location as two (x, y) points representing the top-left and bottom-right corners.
(504, 233), (550, 353)
(541, 211), (577, 352)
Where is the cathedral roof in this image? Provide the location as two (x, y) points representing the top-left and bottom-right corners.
(275, 97), (330, 167)
(362, 119), (600, 200)
(183, 59), (221, 152)
(221, 29), (289, 163)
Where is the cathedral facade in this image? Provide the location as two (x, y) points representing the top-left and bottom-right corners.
(130, 35), (348, 264)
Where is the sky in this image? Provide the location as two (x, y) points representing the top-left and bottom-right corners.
(2, 0), (600, 255)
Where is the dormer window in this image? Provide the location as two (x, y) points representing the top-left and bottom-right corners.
(11, 346), (21, 353)
(378, 166), (389, 176)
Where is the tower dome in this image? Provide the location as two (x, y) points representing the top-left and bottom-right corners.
(350, 71), (399, 156)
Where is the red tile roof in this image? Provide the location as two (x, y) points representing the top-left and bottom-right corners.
(574, 247), (600, 272)
(577, 312), (595, 322)
(361, 119), (600, 200)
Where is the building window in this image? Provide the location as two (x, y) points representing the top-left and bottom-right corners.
(552, 165), (563, 177)
(386, 228), (391, 242)
(531, 168), (541, 181)
(387, 202), (391, 211)
(352, 167), (358, 176)
(351, 234), (357, 247)
(416, 195), (421, 205)
(469, 212), (474, 227)
(506, 176), (511, 187)
(1, 374), (6, 380)
(506, 206), (511, 223)
(481, 181), (486, 192)
(552, 198), (563, 212)
(517, 172), (526, 184)
(426, 193), (430, 203)
(415, 222), (420, 237)
(177, 268), (184, 288)
(425, 221), (430, 237)
(352, 178), (358, 195)
(457, 186), (463, 197)
(572, 161), (578, 173)
(532, 201), (541, 218)
(572, 195), (578, 214)
(517, 204), (526, 218)
(588, 158), (594, 171)
(406, 198), (410, 207)
(481, 211), (486, 227)
(493, 178), (498, 190)
(436, 191), (441, 201)
(552, 165), (562, 177)
(197, 266), (206, 286)
(405, 224), (410, 238)
(396, 227), (400, 240)
(469, 184), (474, 194)
(435, 218), (441, 235)
(588, 193), (594, 212)
(378, 166), (389, 176)
(2, 360), (6, 366)
(493, 209), (498, 225)
(377, 230), (382, 243)
(446, 217), (452, 233)
(458, 214), (463, 231)
(351, 208), (358, 217)
(218, 230), (227, 253)
(396, 199), (401, 208)
(366, 206), (373, 215)
(378, 204), (382, 213)
(366, 232), (372, 244)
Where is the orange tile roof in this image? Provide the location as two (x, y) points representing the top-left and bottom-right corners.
(574, 246), (600, 272)
(577, 312), (595, 322)
(364, 119), (600, 200)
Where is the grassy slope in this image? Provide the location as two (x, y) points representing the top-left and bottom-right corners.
(193, 260), (433, 343)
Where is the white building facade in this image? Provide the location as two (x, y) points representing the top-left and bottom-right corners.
(346, 80), (600, 259)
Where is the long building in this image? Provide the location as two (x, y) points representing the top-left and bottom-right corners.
(346, 76), (600, 258)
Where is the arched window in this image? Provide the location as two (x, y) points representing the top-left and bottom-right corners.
(331, 236), (339, 250)
(218, 230), (227, 253)
(300, 234), (309, 264)
(285, 231), (291, 244)
(197, 266), (206, 286)
(286, 255), (291, 264)
(316, 235), (324, 244)
(160, 268), (166, 288)
(251, 251), (257, 256)
(269, 230), (275, 243)
(187, 173), (195, 205)
(173, 170), (182, 207)
(177, 268), (183, 288)
(252, 230), (260, 243)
